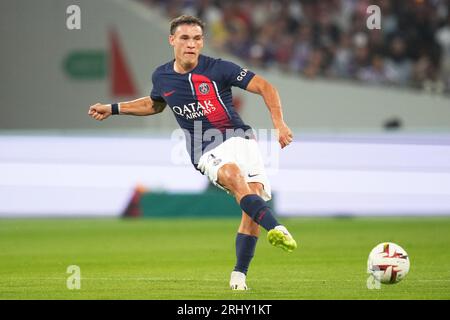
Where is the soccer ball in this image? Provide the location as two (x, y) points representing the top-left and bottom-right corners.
(367, 242), (410, 284)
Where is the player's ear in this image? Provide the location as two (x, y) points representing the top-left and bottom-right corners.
(168, 35), (175, 46)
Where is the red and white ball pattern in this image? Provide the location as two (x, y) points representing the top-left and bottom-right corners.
(367, 242), (410, 284)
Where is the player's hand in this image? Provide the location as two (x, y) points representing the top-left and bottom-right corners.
(276, 122), (293, 149)
(88, 103), (111, 121)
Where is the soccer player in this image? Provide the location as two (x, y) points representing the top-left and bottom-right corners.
(88, 15), (297, 290)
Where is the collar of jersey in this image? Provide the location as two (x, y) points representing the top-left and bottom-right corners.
(171, 55), (204, 75)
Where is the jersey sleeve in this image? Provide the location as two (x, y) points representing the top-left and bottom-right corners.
(218, 60), (256, 90)
(150, 70), (165, 102)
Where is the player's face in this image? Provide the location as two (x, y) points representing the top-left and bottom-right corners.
(169, 24), (204, 67)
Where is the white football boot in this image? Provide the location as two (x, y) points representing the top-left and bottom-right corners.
(229, 271), (248, 291)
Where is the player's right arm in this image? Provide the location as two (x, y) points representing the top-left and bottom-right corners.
(88, 96), (166, 121)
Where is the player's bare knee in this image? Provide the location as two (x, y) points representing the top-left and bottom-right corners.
(239, 226), (260, 237)
(239, 213), (260, 236)
(244, 217), (260, 230)
(248, 182), (264, 197)
(218, 163), (247, 191)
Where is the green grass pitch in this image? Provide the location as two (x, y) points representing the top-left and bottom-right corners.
(0, 217), (449, 299)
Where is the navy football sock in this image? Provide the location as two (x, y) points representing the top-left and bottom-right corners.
(233, 233), (258, 275)
(240, 194), (280, 231)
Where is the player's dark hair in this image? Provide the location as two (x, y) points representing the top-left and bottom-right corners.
(170, 15), (205, 35)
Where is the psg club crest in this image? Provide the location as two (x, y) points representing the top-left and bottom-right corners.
(208, 154), (222, 166)
(199, 83), (210, 95)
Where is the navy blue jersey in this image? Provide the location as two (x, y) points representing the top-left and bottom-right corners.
(150, 55), (256, 168)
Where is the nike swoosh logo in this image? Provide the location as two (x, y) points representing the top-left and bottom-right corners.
(248, 173), (259, 178)
(163, 90), (176, 97)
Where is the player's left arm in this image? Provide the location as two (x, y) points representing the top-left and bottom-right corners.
(245, 75), (293, 148)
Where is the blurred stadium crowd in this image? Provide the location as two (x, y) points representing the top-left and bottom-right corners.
(138, 0), (450, 95)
